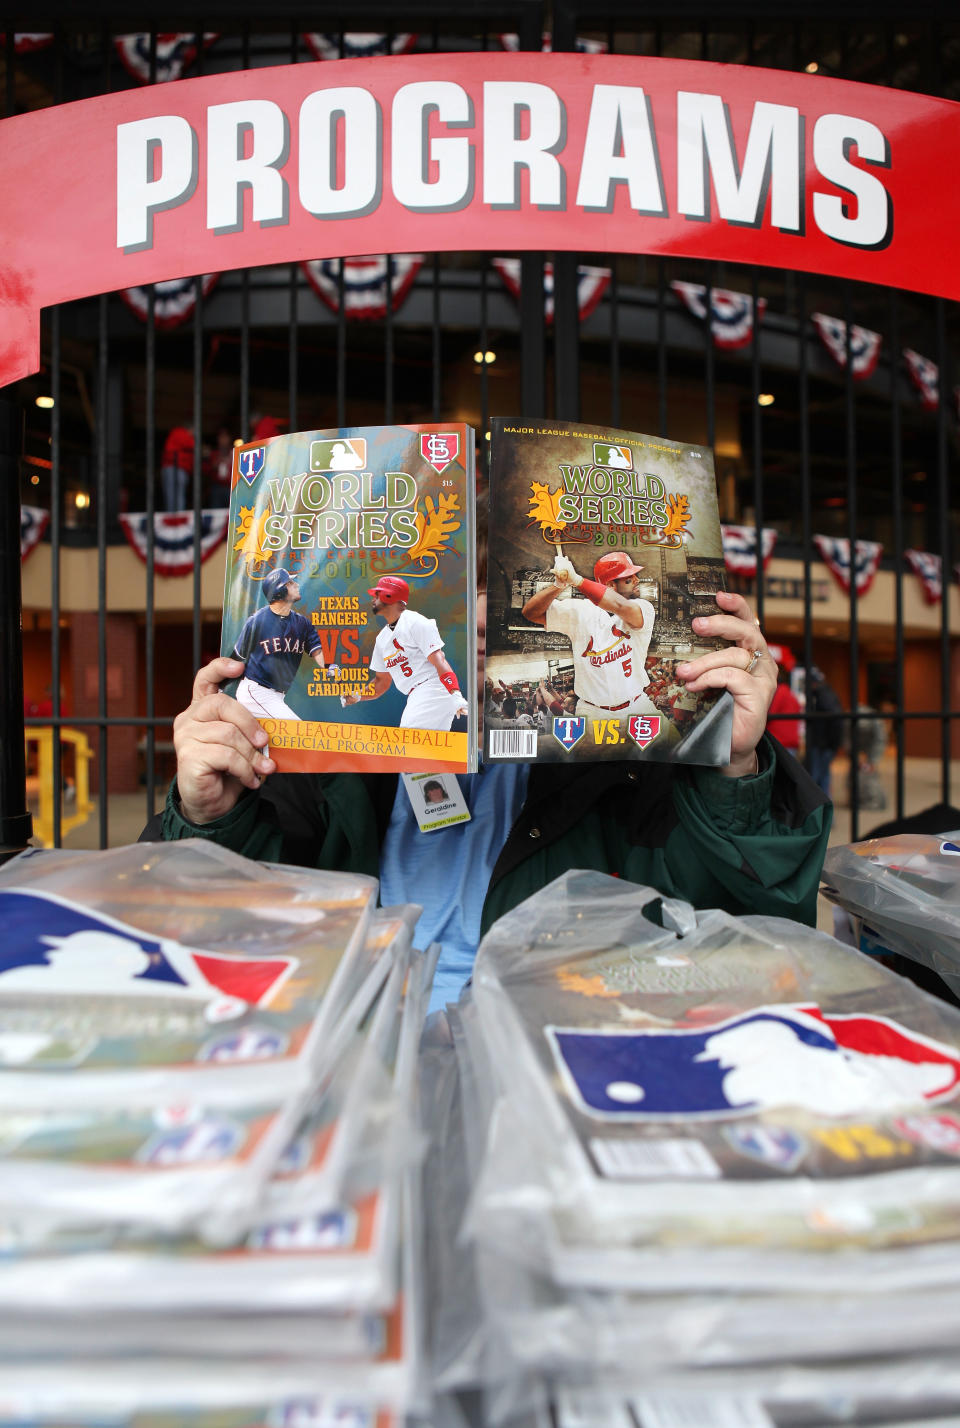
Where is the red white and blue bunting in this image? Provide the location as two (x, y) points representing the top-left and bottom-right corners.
(118, 511), (230, 578)
(1, 33), (54, 53)
(301, 255), (424, 319)
(720, 524), (778, 576)
(670, 281), (767, 350)
(492, 258), (611, 324)
(20, 505), (49, 561)
(120, 273), (221, 330)
(904, 548), (946, 604)
(302, 33), (417, 61)
(499, 34), (608, 53)
(114, 33), (219, 84)
(903, 348), (942, 412)
(814, 535), (883, 595)
(811, 312), (882, 380)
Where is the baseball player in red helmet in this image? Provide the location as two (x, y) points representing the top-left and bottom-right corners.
(342, 575), (469, 731)
(521, 549), (660, 724)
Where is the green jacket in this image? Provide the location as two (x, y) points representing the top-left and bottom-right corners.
(149, 737), (831, 937)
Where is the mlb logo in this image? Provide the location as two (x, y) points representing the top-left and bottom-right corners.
(553, 716), (585, 751)
(628, 715), (661, 749)
(420, 431), (460, 472)
(593, 440), (633, 470)
(0, 889), (298, 1026)
(310, 437), (367, 472)
(942, 841), (960, 856)
(136, 1117), (243, 1166)
(237, 446), (266, 484)
(723, 1123), (808, 1172)
(248, 1208), (357, 1252)
(198, 1025), (288, 1064)
(548, 1004), (960, 1122)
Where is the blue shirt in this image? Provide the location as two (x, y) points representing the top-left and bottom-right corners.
(379, 765), (529, 1013)
(233, 607), (323, 692)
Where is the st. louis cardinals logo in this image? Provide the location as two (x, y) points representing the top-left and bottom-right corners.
(548, 1004), (960, 1121)
(237, 446), (266, 484)
(552, 716), (585, 750)
(420, 431), (460, 472)
(628, 715), (661, 749)
(0, 889), (298, 1027)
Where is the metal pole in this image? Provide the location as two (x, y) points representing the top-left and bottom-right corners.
(0, 400), (33, 862)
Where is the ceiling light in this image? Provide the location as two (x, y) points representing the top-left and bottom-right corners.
(805, 62), (819, 74)
(35, 395), (54, 409)
(30, 474), (40, 485)
(474, 350), (496, 364)
(74, 491), (90, 509)
(757, 393), (775, 407)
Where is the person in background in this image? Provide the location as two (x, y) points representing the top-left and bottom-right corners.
(804, 665), (845, 798)
(160, 426), (195, 512)
(207, 426), (235, 509)
(765, 644), (802, 755)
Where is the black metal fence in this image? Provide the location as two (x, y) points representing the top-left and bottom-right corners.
(3, 4), (959, 857)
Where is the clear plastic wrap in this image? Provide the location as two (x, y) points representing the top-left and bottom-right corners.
(0, 841), (378, 1107)
(466, 870), (960, 1280)
(822, 833), (960, 992)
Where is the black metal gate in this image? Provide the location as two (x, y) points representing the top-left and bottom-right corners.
(3, 3), (958, 858)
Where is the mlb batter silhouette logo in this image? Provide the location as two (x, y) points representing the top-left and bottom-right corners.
(549, 1003), (960, 1121)
(0, 890), (298, 1026)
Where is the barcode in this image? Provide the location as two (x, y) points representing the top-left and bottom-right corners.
(632, 1395), (772, 1428)
(590, 1137), (720, 1180)
(488, 728), (538, 758)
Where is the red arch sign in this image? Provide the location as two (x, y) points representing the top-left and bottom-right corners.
(2, 51), (958, 387)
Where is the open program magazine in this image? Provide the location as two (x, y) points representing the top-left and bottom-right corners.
(223, 423), (477, 774)
(484, 418), (733, 766)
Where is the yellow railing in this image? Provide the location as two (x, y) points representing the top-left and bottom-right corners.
(25, 727), (94, 847)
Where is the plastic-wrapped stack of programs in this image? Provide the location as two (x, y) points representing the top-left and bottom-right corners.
(823, 832), (960, 995)
(0, 841), (435, 1428)
(434, 869), (960, 1426)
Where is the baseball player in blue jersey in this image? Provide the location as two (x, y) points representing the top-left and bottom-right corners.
(233, 568), (328, 721)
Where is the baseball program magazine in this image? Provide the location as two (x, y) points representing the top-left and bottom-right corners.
(223, 423), (476, 774)
(484, 418), (733, 766)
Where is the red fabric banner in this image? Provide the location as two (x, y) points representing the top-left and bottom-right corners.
(3, 53), (960, 387)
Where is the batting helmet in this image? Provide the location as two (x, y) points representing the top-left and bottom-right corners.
(593, 550), (644, 585)
(263, 567), (293, 602)
(368, 576), (410, 603)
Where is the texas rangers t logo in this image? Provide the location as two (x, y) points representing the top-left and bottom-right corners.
(553, 716), (585, 750)
(237, 446), (265, 484)
(420, 431), (460, 472)
(628, 715), (661, 749)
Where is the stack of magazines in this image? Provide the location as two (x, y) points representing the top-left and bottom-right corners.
(433, 870), (960, 1427)
(0, 841), (435, 1428)
(823, 832), (960, 996)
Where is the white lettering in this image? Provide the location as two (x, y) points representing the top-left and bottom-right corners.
(813, 113), (892, 249)
(299, 87), (381, 219)
(392, 81), (473, 212)
(677, 93), (801, 231)
(576, 85), (665, 215)
(116, 115), (197, 251)
(482, 81), (566, 209)
(207, 100), (289, 232)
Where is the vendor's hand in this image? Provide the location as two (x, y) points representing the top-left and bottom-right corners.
(172, 658), (276, 824)
(674, 591), (777, 777)
(552, 554), (582, 588)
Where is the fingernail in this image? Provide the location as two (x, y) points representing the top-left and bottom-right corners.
(676, 663), (690, 676)
(692, 618), (705, 630)
(253, 730), (268, 745)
